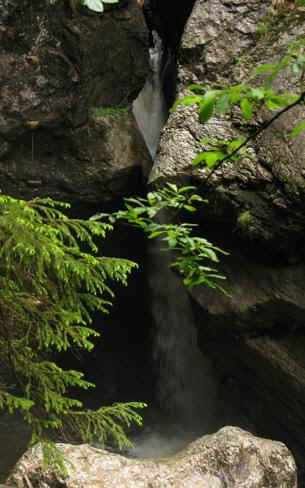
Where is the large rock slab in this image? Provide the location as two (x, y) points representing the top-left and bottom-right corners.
(191, 252), (305, 335)
(7, 426), (297, 487)
(201, 333), (305, 484)
(150, 0), (305, 256)
(148, 0), (305, 482)
(0, 0), (151, 204)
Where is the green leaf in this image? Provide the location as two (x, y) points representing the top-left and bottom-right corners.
(199, 90), (220, 123)
(251, 88), (265, 100)
(292, 63), (300, 74)
(230, 92), (241, 104)
(290, 121), (305, 138)
(188, 84), (206, 92)
(193, 152), (209, 166)
(82, 0), (104, 11)
(265, 98), (280, 110)
(255, 63), (276, 74)
(240, 98), (253, 120)
(216, 93), (232, 115)
(194, 151), (225, 168)
(228, 136), (246, 151)
(178, 186), (196, 193)
(166, 183), (178, 193)
(170, 96), (201, 112)
(184, 205), (196, 212)
(181, 96), (202, 106)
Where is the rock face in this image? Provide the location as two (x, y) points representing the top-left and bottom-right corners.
(7, 426), (297, 487)
(0, 0), (151, 204)
(149, 0), (305, 482)
(150, 0), (305, 257)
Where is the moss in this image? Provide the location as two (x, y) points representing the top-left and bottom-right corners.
(89, 106), (128, 119)
(237, 210), (254, 231)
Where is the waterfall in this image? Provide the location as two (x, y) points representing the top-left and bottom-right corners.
(149, 226), (217, 430)
(132, 31), (168, 160)
(133, 30), (217, 433)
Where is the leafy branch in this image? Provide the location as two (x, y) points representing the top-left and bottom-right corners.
(92, 184), (228, 292)
(174, 38), (305, 176)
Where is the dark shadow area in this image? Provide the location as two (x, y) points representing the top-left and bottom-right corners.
(74, 224), (155, 409)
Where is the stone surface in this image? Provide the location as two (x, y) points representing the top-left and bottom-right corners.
(150, 0), (305, 257)
(7, 426), (297, 487)
(148, 0), (305, 483)
(191, 252), (305, 335)
(201, 333), (305, 485)
(0, 0), (151, 204)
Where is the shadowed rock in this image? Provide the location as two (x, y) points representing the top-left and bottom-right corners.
(0, 0), (151, 204)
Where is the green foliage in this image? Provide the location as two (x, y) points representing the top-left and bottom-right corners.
(79, 0), (119, 13)
(193, 136), (250, 168)
(236, 210), (254, 231)
(90, 106), (128, 119)
(92, 183), (228, 292)
(173, 38), (305, 170)
(0, 193), (146, 467)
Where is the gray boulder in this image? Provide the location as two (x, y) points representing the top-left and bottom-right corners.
(7, 426), (297, 487)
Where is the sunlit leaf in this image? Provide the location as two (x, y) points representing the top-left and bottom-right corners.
(199, 91), (219, 123)
(170, 96), (201, 112)
(83, 0), (104, 11)
(188, 84), (206, 92)
(216, 93), (231, 115)
(184, 205), (196, 212)
(265, 98), (280, 110)
(240, 98), (253, 120)
(255, 63), (276, 74)
(193, 151), (225, 168)
(166, 183), (178, 192)
(290, 121), (305, 138)
(251, 88), (265, 100)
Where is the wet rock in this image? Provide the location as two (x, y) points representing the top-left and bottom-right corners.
(7, 426), (297, 487)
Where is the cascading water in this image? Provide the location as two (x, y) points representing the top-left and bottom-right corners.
(132, 31), (168, 160)
(149, 234), (217, 430)
(132, 30), (218, 442)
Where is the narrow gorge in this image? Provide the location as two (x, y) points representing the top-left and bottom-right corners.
(1, 0), (305, 486)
